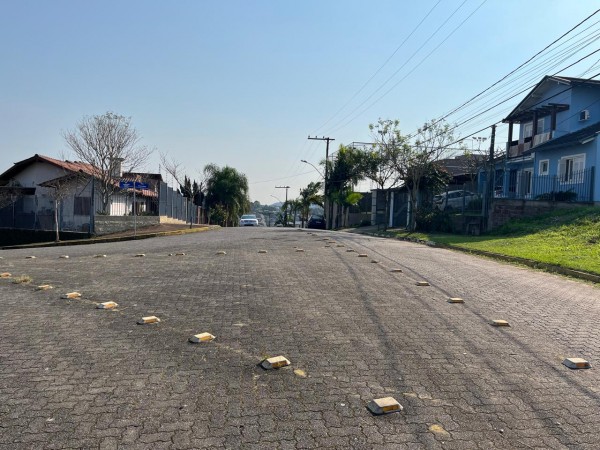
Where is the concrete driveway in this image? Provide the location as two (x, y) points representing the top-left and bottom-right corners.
(1, 228), (598, 449)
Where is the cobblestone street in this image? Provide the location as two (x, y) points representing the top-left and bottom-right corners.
(1, 227), (599, 449)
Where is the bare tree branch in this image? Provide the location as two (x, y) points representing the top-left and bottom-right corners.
(63, 112), (151, 213)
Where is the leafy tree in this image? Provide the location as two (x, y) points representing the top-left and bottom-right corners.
(392, 120), (456, 231)
(366, 119), (407, 229)
(63, 112), (150, 214)
(203, 164), (250, 227)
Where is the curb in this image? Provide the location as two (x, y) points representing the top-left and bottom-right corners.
(1, 225), (221, 250)
(358, 231), (600, 285)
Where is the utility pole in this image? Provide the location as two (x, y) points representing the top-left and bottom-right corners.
(484, 125), (496, 231)
(307, 136), (335, 229)
(275, 185), (290, 226)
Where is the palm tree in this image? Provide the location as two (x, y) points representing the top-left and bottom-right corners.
(298, 181), (323, 227)
(203, 164), (250, 227)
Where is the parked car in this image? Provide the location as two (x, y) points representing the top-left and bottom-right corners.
(239, 214), (259, 226)
(307, 214), (326, 229)
(433, 190), (479, 211)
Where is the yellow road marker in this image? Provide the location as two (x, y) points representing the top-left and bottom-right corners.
(189, 332), (215, 343)
(97, 301), (118, 309)
(0, 272), (11, 278)
(416, 281), (430, 286)
(137, 316), (160, 324)
(261, 356), (291, 369)
(134, 254), (145, 257)
(258, 250), (268, 254)
(36, 285), (53, 291)
(448, 297), (464, 303)
(367, 397), (403, 415)
(216, 251), (227, 255)
(563, 358), (591, 369)
(390, 269), (403, 273)
(62, 292), (82, 299)
(358, 254), (368, 258)
(26, 256), (36, 259)
(94, 254), (107, 258)
(491, 320), (510, 327)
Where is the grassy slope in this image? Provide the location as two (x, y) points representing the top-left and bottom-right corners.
(392, 207), (600, 275)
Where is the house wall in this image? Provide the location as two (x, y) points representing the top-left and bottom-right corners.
(569, 84), (600, 133)
(518, 83), (571, 141)
(517, 82), (600, 141)
(532, 139), (598, 201)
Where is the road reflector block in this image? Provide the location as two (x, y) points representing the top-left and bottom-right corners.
(176, 252), (186, 256)
(416, 281), (430, 286)
(36, 284), (53, 290)
(138, 316), (160, 324)
(367, 397), (403, 415)
(261, 355), (291, 369)
(59, 255), (69, 259)
(346, 249), (355, 252)
(371, 260), (379, 264)
(324, 245), (331, 248)
(26, 256), (36, 259)
(491, 320), (510, 327)
(563, 358), (591, 369)
(189, 332), (215, 343)
(94, 254), (107, 258)
(390, 269), (403, 273)
(294, 369), (307, 378)
(0, 272), (11, 278)
(448, 297), (464, 303)
(358, 254), (368, 258)
(296, 249), (305, 252)
(97, 301), (118, 309)
(336, 244), (345, 247)
(62, 292), (82, 299)
(216, 251), (226, 255)
(258, 250), (268, 253)
(429, 424), (450, 436)
(134, 254), (145, 257)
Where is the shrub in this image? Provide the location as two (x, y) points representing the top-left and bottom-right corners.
(416, 207), (452, 232)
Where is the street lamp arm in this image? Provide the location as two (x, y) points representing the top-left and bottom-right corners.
(300, 160), (324, 178)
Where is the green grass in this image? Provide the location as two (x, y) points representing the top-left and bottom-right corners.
(388, 207), (600, 275)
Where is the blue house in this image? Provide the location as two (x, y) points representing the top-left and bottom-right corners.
(495, 75), (600, 203)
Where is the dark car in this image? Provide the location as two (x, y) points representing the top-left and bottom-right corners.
(307, 214), (326, 229)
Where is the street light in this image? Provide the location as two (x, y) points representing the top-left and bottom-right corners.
(275, 185), (290, 226)
(301, 159), (324, 178)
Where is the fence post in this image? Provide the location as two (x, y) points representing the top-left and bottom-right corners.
(590, 166), (595, 202)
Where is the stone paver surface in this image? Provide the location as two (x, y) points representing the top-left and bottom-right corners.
(1, 227), (599, 449)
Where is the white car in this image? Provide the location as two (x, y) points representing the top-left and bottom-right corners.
(239, 214), (259, 226)
(433, 190), (479, 211)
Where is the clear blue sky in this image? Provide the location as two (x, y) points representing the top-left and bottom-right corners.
(1, 1), (599, 204)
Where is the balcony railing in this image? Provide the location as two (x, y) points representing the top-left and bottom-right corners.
(507, 131), (554, 158)
(507, 137), (532, 157)
(497, 167), (594, 202)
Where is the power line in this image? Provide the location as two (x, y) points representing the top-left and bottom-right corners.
(311, 0), (443, 134)
(324, 0), (488, 134)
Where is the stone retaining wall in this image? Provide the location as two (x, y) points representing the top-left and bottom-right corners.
(489, 199), (586, 230)
(94, 216), (188, 235)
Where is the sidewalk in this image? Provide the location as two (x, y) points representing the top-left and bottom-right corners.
(1, 223), (219, 250)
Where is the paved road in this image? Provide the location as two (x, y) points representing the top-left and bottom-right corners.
(1, 228), (599, 449)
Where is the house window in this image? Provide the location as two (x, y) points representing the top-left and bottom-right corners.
(537, 117), (545, 134)
(559, 154), (585, 183)
(521, 169), (533, 197)
(74, 197), (91, 216)
(538, 159), (549, 175)
(523, 122), (533, 138)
